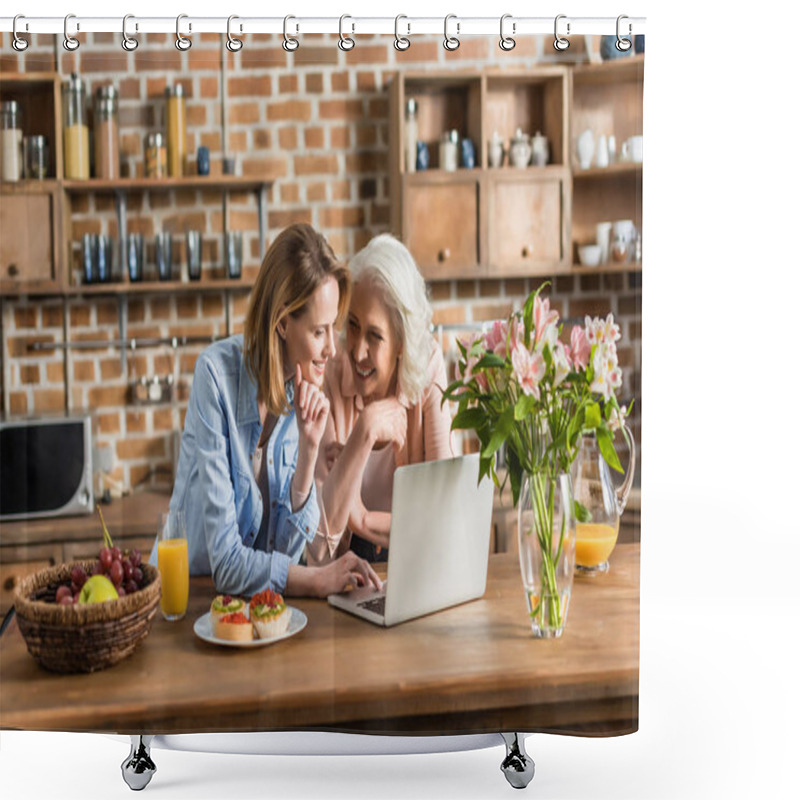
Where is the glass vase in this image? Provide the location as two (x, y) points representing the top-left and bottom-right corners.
(517, 471), (576, 638)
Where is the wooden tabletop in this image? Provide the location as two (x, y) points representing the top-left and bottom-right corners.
(0, 546), (639, 737)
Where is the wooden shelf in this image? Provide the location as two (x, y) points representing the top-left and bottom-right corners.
(62, 175), (274, 194)
(572, 55), (645, 85)
(573, 162), (642, 179)
(66, 278), (252, 296)
(569, 261), (641, 275)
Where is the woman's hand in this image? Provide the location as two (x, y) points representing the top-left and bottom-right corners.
(314, 552), (382, 597)
(294, 363), (330, 454)
(357, 397), (407, 450)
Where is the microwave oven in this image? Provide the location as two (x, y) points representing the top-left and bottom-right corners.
(0, 414), (94, 521)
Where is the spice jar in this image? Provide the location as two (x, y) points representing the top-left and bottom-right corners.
(1, 100), (23, 182)
(165, 85), (187, 178)
(24, 135), (49, 180)
(145, 132), (167, 178)
(94, 85), (120, 180)
(62, 74), (90, 180)
(439, 130), (458, 172)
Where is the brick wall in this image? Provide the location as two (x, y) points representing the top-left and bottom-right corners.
(1, 32), (641, 492)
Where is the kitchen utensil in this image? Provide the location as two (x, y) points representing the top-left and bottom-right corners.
(155, 232), (173, 281)
(578, 244), (602, 267)
(127, 233), (145, 282)
(225, 231), (243, 279)
(186, 231), (203, 281)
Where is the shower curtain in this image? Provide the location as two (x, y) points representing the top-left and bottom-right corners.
(0, 15), (643, 794)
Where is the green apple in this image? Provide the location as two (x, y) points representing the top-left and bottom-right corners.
(78, 575), (119, 604)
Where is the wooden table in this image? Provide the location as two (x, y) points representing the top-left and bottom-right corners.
(0, 546), (639, 738)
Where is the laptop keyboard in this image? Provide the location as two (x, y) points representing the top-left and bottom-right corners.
(358, 596), (386, 616)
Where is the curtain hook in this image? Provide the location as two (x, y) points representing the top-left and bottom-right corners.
(63, 13), (80, 51)
(122, 14), (139, 52)
(553, 14), (570, 51)
(616, 15), (633, 51)
(443, 14), (460, 51)
(394, 14), (411, 51)
(226, 15), (243, 52)
(12, 14), (29, 52)
(175, 14), (192, 51)
(282, 15), (299, 51)
(499, 14), (516, 51)
(338, 14), (355, 51)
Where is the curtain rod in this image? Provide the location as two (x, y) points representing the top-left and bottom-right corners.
(1, 16), (646, 36)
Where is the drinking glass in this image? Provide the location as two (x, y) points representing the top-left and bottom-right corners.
(224, 231), (243, 279)
(127, 233), (144, 282)
(82, 233), (96, 284)
(157, 510), (189, 621)
(96, 234), (114, 283)
(186, 231), (202, 281)
(155, 232), (173, 281)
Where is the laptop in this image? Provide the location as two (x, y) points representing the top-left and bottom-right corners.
(327, 454), (494, 627)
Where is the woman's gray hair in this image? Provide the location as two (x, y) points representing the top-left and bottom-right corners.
(348, 234), (433, 405)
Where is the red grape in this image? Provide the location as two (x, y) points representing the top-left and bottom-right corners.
(71, 565), (87, 588)
(58, 594), (73, 606)
(132, 567), (143, 585)
(109, 559), (124, 586)
(117, 586), (126, 597)
(92, 561), (104, 576)
(129, 549), (142, 567)
(123, 559), (133, 581)
(99, 548), (113, 569)
(110, 546), (122, 562)
(56, 585), (72, 603)
(124, 580), (137, 595)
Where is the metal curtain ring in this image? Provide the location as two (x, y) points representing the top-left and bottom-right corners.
(338, 15), (355, 51)
(12, 15), (29, 51)
(394, 15), (410, 51)
(226, 15), (243, 52)
(122, 14), (139, 51)
(443, 14), (460, 51)
(282, 15), (299, 51)
(553, 14), (570, 51)
(616, 15), (633, 51)
(175, 14), (192, 51)
(63, 13), (80, 51)
(499, 14), (515, 51)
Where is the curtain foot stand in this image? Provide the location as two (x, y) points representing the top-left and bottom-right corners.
(500, 733), (535, 789)
(121, 735), (156, 791)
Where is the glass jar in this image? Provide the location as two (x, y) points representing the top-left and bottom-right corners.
(404, 98), (418, 174)
(94, 85), (120, 180)
(165, 85), (186, 178)
(24, 135), (49, 180)
(1, 100), (23, 182)
(439, 129), (458, 172)
(145, 132), (167, 178)
(62, 74), (90, 180)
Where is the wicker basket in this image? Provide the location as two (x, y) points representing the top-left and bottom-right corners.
(14, 561), (161, 674)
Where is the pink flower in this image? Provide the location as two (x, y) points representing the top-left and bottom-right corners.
(585, 313), (621, 346)
(511, 345), (545, 399)
(533, 295), (559, 350)
(553, 342), (571, 387)
(483, 321), (507, 354)
(569, 325), (591, 370)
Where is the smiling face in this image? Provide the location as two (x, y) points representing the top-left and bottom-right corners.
(280, 276), (340, 387)
(346, 279), (403, 403)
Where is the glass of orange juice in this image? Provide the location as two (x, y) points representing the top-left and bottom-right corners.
(575, 521), (619, 575)
(157, 511), (189, 621)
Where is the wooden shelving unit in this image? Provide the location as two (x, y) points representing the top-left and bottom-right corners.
(389, 58), (644, 279)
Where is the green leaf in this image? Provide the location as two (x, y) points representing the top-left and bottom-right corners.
(506, 446), (523, 507)
(452, 407), (487, 431)
(596, 426), (623, 473)
(584, 401), (602, 430)
(514, 394), (537, 421)
(574, 500), (592, 523)
(482, 408), (514, 460)
(567, 407), (585, 447)
(475, 353), (506, 370)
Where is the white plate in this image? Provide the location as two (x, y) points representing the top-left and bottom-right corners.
(193, 608), (307, 648)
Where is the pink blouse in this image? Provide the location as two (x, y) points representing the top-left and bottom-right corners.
(307, 340), (454, 564)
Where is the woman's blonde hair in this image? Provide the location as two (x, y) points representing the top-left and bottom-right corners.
(348, 234), (433, 405)
(244, 224), (350, 416)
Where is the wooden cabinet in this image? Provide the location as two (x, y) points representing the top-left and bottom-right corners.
(404, 177), (480, 278)
(487, 171), (568, 274)
(389, 59), (644, 279)
(0, 182), (64, 293)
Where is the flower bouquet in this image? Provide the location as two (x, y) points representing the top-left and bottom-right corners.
(443, 284), (631, 636)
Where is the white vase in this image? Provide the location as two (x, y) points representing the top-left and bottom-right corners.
(577, 129), (594, 170)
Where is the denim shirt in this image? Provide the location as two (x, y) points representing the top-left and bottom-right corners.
(164, 335), (320, 595)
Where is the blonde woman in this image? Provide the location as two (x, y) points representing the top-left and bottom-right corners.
(309, 234), (454, 564)
(166, 224), (380, 597)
